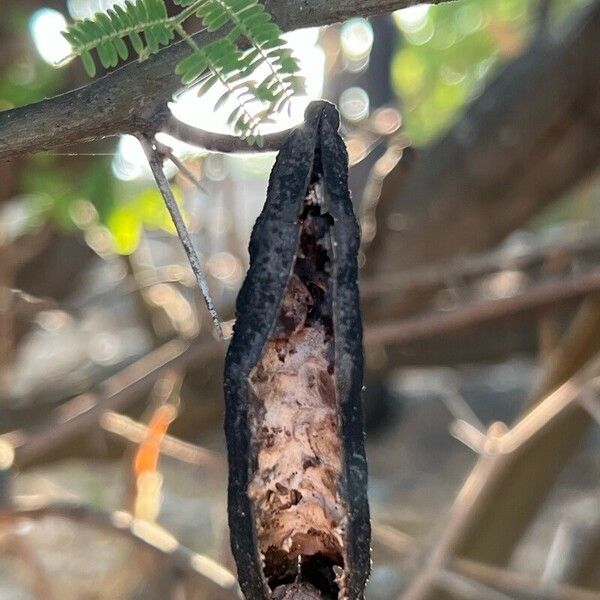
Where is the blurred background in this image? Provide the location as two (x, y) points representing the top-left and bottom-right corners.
(1, 0), (600, 598)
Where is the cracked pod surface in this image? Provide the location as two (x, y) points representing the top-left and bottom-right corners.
(224, 101), (370, 600)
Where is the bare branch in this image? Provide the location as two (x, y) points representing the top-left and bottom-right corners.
(101, 410), (225, 469)
(364, 268), (600, 347)
(360, 227), (600, 299)
(140, 136), (224, 339)
(403, 301), (600, 600)
(0, 0), (453, 161)
(154, 140), (208, 193)
(1, 336), (223, 468)
(365, 0), (600, 286)
(0, 497), (237, 592)
(162, 114), (292, 153)
(450, 557), (600, 600)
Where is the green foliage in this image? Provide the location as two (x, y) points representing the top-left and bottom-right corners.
(391, 0), (591, 144)
(391, 0), (538, 144)
(107, 186), (180, 255)
(23, 155), (117, 231)
(0, 8), (62, 111)
(62, 0), (303, 139)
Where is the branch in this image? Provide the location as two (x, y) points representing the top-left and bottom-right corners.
(403, 300), (600, 600)
(140, 136), (224, 338)
(360, 227), (600, 299)
(365, 0), (600, 283)
(101, 410), (226, 469)
(450, 557), (600, 600)
(0, 498), (237, 592)
(162, 114), (292, 152)
(5, 267), (600, 467)
(364, 268), (600, 347)
(0, 0), (453, 161)
(154, 140), (208, 192)
(1, 336), (223, 468)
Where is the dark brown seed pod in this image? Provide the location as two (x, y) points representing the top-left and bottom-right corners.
(224, 101), (370, 600)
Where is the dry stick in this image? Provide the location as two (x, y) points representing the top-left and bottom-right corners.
(402, 376), (592, 600)
(450, 557), (600, 600)
(433, 569), (514, 600)
(154, 140), (208, 194)
(1, 336), (223, 467)
(371, 523), (600, 600)
(0, 498), (237, 592)
(364, 268), (600, 347)
(528, 297), (600, 405)
(360, 227), (600, 299)
(101, 411), (225, 469)
(139, 136), (224, 340)
(402, 311), (600, 600)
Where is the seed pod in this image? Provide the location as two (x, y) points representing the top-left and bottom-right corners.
(224, 101), (370, 600)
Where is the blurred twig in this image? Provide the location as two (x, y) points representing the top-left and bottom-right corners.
(360, 227), (600, 299)
(0, 497), (237, 593)
(364, 0), (600, 320)
(528, 298), (600, 405)
(1, 336), (223, 468)
(365, 269), (600, 347)
(403, 299), (600, 600)
(450, 557), (600, 600)
(101, 411), (224, 468)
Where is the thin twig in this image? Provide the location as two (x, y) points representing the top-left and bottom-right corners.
(0, 497), (237, 592)
(360, 227), (600, 299)
(371, 521), (416, 558)
(154, 140), (208, 194)
(1, 336), (223, 467)
(163, 114), (291, 153)
(451, 556), (600, 600)
(364, 268), (600, 347)
(435, 568), (514, 600)
(139, 135), (224, 340)
(101, 411), (225, 468)
(402, 351), (600, 600)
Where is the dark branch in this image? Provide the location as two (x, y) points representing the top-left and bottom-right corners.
(0, 0), (453, 161)
(365, 0), (600, 282)
(163, 114), (292, 152)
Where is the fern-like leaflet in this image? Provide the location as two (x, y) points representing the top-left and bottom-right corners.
(61, 0), (304, 140)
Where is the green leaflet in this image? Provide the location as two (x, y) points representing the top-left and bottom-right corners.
(61, 0), (305, 139)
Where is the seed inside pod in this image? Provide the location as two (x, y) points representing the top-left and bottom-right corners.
(247, 167), (347, 599)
